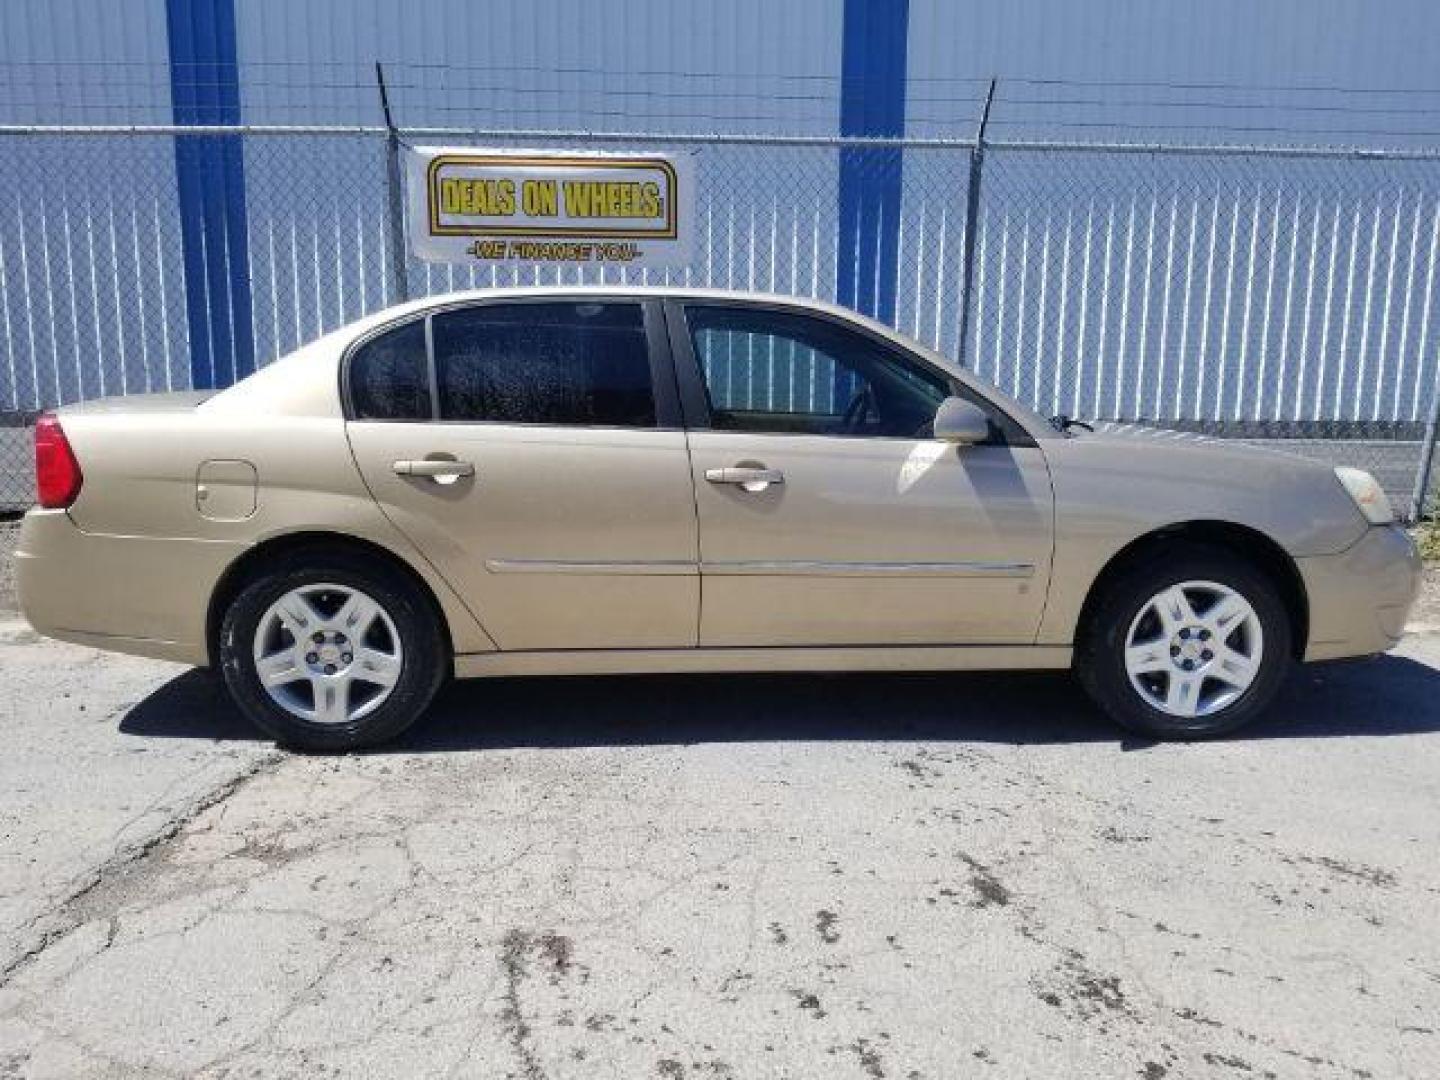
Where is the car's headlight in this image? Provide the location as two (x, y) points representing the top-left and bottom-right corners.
(1334, 466), (1395, 525)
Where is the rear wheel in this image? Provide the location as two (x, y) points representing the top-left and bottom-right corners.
(219, 552), (446, 751)
(1076, 545), (1293, 739)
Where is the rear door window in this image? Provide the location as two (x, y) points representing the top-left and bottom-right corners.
(431, 302), (656, 427)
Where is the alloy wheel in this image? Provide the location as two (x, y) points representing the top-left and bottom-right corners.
(1123, 579), (1264, 719)
(252, 583), (404, 725)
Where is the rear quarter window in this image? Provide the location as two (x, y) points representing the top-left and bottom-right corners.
(348, 319), (430, 421)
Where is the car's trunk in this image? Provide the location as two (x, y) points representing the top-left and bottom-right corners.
(56, 390), (217, 417)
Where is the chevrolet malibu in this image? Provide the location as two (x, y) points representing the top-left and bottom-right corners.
(17, 288), (1423, 750)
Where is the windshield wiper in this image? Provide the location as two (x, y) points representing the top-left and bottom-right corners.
(1049, 414), (1095, 435)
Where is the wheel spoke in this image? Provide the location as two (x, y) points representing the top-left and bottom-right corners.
(1164, 671), (1205, 717)
(1153, 585), (1197, 634)
(275, 592), (322, 635)
(1204, 593), (1252, 638)
(332, 591), (381, 636)
(311, 675), (352, 724)
(256, 649), (306, 688)
(353, 646), (401, 688)
(1209, 645), (1258, 689)
(1125, 642), (1171, 676)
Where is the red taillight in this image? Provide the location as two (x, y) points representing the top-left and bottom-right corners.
(34, 413), (83, 509)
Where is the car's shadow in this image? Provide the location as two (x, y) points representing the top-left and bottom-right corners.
(120, 652), (1440, 752)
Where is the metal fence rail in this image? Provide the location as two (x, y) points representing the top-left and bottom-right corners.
(1, 123), (1438, 517)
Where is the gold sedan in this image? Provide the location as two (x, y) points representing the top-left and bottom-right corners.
(17, 289), (1423, 750)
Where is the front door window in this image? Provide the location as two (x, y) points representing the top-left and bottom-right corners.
(685, 305), (956, 439)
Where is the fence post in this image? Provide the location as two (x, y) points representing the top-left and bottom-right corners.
(955, 77), (997, 369)
(1412, 370), (1440, 521)
(375, 63), (410, 304)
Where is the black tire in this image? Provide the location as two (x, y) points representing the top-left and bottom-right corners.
(1075, 543), (1293, 739)
(218, 549), (447, 752)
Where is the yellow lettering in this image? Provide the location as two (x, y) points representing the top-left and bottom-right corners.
(440, 178), (463, 214)
(521, 179), (558, 216)
(562, 180), (663, 219)
(562, 181), (590, 218)
(438, 176), (518, 217)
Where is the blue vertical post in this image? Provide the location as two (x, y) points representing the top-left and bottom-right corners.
(166, 0), (254, 390)
(837, 0), (910, 324)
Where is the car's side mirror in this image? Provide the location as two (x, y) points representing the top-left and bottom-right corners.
(932, 396), (991, 445)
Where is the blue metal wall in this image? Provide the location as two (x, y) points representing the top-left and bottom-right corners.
(166, 0), (254, 389)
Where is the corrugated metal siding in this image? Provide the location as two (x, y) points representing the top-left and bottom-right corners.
(907, 0), (1440, 90)
(233, 0), (843, 134)
(0, 0), (172, 124)
(959, 151), (1440, 423)
(907, 0), (1440, 143)
(0, 1), (188, 411)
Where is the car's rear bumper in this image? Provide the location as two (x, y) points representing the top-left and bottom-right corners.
(16, 509), (244, 666)
(1298, 524), (1423, 662)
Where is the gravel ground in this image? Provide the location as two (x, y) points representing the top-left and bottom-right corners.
(1412, 564), (1440, 628)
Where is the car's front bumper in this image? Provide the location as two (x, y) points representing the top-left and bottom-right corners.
(16, 508), (244, 666)
(1298, 523), (1423, 662)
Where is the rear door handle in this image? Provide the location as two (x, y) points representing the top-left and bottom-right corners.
(392, 459), (475, 485)
(704, 466), (785, 492)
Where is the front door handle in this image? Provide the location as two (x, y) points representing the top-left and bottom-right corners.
(704, 466), (785, 492)
(392, 459), (475, 485)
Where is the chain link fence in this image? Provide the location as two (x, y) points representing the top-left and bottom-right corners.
(1, 125), (1438, 517)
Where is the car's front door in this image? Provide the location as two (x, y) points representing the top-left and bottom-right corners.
(345, 298), (698, 651)
(669, 301), (1054, 647)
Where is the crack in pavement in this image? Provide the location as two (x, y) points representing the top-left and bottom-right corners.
(0, 750), (282, 987)
(497, 929), (579, 1080)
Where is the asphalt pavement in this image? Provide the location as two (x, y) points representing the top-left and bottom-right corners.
(0, 592), (1437, 1078)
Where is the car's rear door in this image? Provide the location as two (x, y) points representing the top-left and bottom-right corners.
(345, 297), (698, 650)
(668, 299), (1054, 647)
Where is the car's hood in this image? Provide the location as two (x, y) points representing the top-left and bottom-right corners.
(1044, 419), (1371, 556)
(1078, 421), (1319, 467)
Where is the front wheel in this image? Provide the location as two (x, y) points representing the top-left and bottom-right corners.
(219, 552), (446, 751)
(1076, 546), (1293, 739)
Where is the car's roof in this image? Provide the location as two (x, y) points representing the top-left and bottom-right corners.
(359, 285), (888, 326)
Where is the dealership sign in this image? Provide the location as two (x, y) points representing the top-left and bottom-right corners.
(405, 146), (693, 268)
